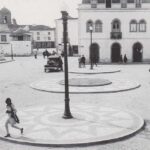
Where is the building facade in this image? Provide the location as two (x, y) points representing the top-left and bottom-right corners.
(30, 25), (55, 53)
(55, 17), (79, 56)
(78, 0), (150, 63)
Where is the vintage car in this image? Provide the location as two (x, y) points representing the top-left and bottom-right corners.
(44, 55), (63, 72)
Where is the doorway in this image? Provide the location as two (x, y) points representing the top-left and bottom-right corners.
(133, 42), (143, 62)
(90, 43), (99, 63)
(111, 43), (121, 62)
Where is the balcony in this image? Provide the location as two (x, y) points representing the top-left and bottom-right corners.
(110, 32), (122, 39)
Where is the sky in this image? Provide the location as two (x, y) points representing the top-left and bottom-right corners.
(0, 0), (82, 27)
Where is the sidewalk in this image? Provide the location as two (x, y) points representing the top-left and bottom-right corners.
(69, 65), (121, 74)
(0, 59), (14, 64)
(0, 104), (144, 147)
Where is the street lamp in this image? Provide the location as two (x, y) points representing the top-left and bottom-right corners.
(61, 10), (73, 119)
(89, 25), (93, 70)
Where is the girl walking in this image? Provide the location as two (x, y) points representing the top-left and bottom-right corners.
(5, 98), (23, 137)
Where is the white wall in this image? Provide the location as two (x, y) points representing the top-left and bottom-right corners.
(0, 43), (11, 55)
(11, 41), (32, 55)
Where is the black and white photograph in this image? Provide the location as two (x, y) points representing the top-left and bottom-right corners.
(0, 0), (150, 150)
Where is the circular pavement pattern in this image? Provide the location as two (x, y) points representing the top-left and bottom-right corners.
(0, 104), (144, 147)
(69, 66), (121, 74)
(30, 78), (140, 94)
(59, 78), (112, 87)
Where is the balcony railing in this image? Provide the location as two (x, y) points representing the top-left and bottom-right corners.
(110, 32), (122, 39)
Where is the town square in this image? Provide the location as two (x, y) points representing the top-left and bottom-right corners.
(0, 0), (150, 150)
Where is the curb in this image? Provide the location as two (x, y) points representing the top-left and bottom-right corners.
(0, 109), (144, 148)
(30, 84), (141, 94)
(69, 70), (121, 75)
(0, 60), (14, 64)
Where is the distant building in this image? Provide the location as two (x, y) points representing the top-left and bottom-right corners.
(0, 7), (55, 56)
(30, 25), (55, 53)
(78, 0), (150, 63)
(10, 28), (32, 56)
(55, 16), (79, 56)
(0, 24), (11, 55)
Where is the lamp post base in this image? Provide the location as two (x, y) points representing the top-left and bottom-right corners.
(63, 99), (73, 119)
(63, 114), (73, 119)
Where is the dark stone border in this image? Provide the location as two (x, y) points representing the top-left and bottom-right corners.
(69, 70), (121, 75)
(0, 111), (144, 148)
(31, 84), (141, 94)
(0, 60), (14, 64)
(59, 78), (112, 87)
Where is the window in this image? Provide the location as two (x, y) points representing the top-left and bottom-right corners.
(136, 0), (141, 8)
(139, 20), (146, 32)
(37, 36), (40, 40)
(86, 20), (93, 32)
(48, 32), (50, 35)
(72, 45), (78, 54)
(130, 20), (137, 32)
(127, 0), (134, 3)
(112, 0), (120, 3)
(18, 36), (23, 41)
(95, 20), (102, 32)
(142, 0), (150, 3)
(111, 19), (121, 32)
(48, 37), (51, 40)
(121, 0), (127, 8)
(97, 0), (105, 3)
(37, 32), (40, 35)
(91, 0), (97, 8)
(1, 35), (7, 42)
(3, 16), (7, 23)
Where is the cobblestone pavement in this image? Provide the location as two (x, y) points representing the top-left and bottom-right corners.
(0, 104), (144, 146)
(0, 56), (150, 150)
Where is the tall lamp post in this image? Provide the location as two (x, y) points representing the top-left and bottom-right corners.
(61, 11), (73, 119)
(11, 43), (14, 60)
(89, 25), (93, 70)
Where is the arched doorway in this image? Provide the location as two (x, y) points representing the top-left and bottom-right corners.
(133, 42), (143, 62)
(90, 43), (99, 63)
(111, 43), (121, 62)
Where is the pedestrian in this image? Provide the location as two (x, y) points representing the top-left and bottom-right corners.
(78, 56), (81, 68)
(45, 49), (50, 58)
(93, 57), (98, 67)
(123, 54), (128, 63)
(34, 49), (38, 59)
(58, 56), (63, 71)
(43, 51), (46, 59)
(81, 55), (86, 67)
(4, 98), (23, 137)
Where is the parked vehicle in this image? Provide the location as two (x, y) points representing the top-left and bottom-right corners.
(44, 55), (63, 72)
